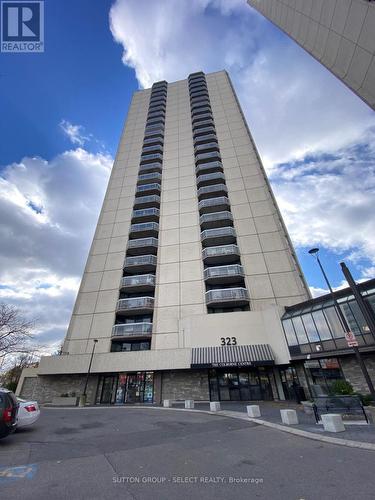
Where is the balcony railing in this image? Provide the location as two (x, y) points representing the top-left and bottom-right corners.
(140, 153), (163, 165)
(204, 264), (244, 284)
(198, 196), (230, 214)
(112, 323), (153, 338)
(136, 183), (161, 196)
(195, 161), (223, 175)
(120, 274), (156, 291)
(116, 297), (155, 314)
(133, 195), (161, 209)
(205, 287), (249, 307)
(131, 207), (160, 223)
(148, 104), (166, 114)
(195, 151), (221, 165)
(137, 172), (162, 185)
(201, 226), (236, 246)
(143, 136), (164, 147)
(142, 144), (163, 155)
(194, 142), (219, 155)
(129, 223), (159, 239)
(191, 99), (210, 111)
(139, 163), (162, 174)
(192, 106), (212, 118)
(202, 244), (241, 264)
(127, 237), (158, 255)
(200, 211), (233, 229)
(194, 133), (217, 146)
(123, 255), (157, 273)
(193, 126), (216, 138)
(193, 119), (215, 131)
(197, 172), (225, 187)
(198, 184), (227, 199)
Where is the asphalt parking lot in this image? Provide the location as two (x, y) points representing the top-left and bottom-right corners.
(0, 406), (374, 500)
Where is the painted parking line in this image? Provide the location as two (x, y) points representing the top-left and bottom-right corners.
(0, 464), (38, 484)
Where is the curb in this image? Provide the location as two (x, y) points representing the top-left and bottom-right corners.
(43, 405), (375, 451)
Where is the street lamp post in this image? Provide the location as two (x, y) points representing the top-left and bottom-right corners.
(308, 248), (375, 399)
(79, 339), (98, 407)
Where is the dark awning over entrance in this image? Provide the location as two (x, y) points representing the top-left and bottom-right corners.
(191, 344), (274, 368)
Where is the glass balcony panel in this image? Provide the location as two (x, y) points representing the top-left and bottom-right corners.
(195, 151), (221, 165)
(194, 134), (217, 147)
(136, 183), (161, 196)
(120, 274), (156, 292)
(143, 138), (164, 148)
(204, 264), (244, 284)
(139, 163), (162, 174)
(137, 172), (162, 185)
(142, 145), (163, 155)
(193, 126), (216, 137)
(205, 287), (249, 307)
(123, 255), (157, 273)
(198, 184), (228, 199)
(192, 107), (212, 118)
(127, 237), (158, 255)
(200, 211), (233, 229)
(140, 153), (163, 165)
(193, 119), (215, 131)
(192, 113), (213, 124)
(195, 161), (223, 176)
(131, 208), (160, 223)
(195, 142), (219, 155)
(129, 222), (159, 235)
(112, 323), (153, 338)
(191, 98), (210, 109)
(133, 195), (161, 209)
(198, 196), (229, 214)
(202, 244), (241, 265)
(116, 297), (155, 315)
(201, 226), (236, 246)
(196, 172), (225, 187)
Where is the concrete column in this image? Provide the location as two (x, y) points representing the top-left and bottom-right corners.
(247, 405), (261, 417)
(321, 414), (345, 433)
(185, 399), (195, 409)
(280, 409), (298, 425)
(163, 399), (172, 408)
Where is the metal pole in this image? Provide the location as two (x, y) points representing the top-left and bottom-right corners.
(83, 340), (97, 397)
(312, 254), (375, 398)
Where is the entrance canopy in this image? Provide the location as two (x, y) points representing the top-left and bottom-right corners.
(191, 344), (274, 368)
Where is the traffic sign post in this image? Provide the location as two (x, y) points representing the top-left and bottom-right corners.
(345, 331), (359, 348)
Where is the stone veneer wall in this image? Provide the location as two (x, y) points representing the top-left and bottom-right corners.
(19, 375), (99, 405)
(340, 354), (375, 394)
(161, 369), (210, 401)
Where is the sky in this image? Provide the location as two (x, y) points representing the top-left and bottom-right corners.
(0, 0), (374, 355)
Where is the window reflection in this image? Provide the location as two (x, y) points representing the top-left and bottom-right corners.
(301, 314), (320, 343)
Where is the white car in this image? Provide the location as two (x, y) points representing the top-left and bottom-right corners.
(16, 398), (40, 428)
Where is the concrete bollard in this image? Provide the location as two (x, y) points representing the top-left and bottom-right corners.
(280, 409), (299, 425)
(321, 414), (345, 433)
(185, 399), (195, 409)
(210, 402), (221, 412)
(163, 399), (172, 408)
(247, 405), (261, 418)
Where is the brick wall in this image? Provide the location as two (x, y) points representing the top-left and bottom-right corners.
(340, 354), (375, 394)
(161, 369), (209, 401)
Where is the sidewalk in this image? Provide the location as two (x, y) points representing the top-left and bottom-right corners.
(167, 400), (375, 445)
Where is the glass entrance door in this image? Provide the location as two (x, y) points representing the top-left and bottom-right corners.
(209, 368), (273, 401)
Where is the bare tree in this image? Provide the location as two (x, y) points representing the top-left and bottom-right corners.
(0, 352), (39, 392)
(0, 303), (35, 360)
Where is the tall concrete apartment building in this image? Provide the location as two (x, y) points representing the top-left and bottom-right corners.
(18, 70), (312, 404)
(248, 0), (375, 110)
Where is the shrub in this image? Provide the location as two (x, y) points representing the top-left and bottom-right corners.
(329, 380), (354, 396)
(355, 393), (374, 406)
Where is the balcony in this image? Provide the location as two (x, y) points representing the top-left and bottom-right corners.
(202, 244), (241, 265)
(195, 161), (223, 176)
(112, 323), (153, 338)
(127, 237), (158, 256)
(190, 90), (209, 100)
(200, 211), (233, 229)
(120, 274), (155, 292)
(136, 183), (161, 196)
(195, 142), (219, 156)
(133, 195), (160, 209)
(189, 83), (208, 93)
(132, 207), (160, 224)
(149, 97), (166, 107)
(192, 113), (213, 125)
(139, 163), (162, 174)
(143, 136), (163, 147)
(145, 119), (165, 129)
(129, 222), (159, 239)
(198, 183), (228, 200)
(140, 152), (163, 165)
(193, 119), (215, 131)
(193, 125), (216, 138)
(148, 104), (166, 114)
(137, 172), (162, 185)
(150, 90), (167, 98)
(116, 297), (155, 315)
(192, 106), (212, 118)
(201, 226), (236, 246)
(195, 151), (221, 165)
(196, 172), (225, 187)
(191, 99), (210, 111)
(142, 144), (163, 155)
(204, 264), (244, 285)
(205, 287), (250, 307)
(147, 112), (165, 122)
(198, 196), (230, 214)
(123, 255), (157, 273)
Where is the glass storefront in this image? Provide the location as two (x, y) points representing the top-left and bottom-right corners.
(208, 367), (273, 401)
(304, 357), (344, 395)
(96, 372), (154, 405)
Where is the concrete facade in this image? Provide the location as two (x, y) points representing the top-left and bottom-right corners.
(18, 71), (311, 405)
(248, 0), (375, 110)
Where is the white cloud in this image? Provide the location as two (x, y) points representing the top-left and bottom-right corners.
(60, 120), (91, 146)
(0, 148), (112, 352)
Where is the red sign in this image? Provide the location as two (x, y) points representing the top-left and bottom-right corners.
(345, 331), (359, 347)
